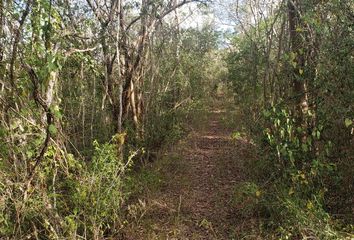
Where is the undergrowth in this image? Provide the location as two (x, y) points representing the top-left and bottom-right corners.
(228, 104), (354, 239)
(0, 135), (129, 239)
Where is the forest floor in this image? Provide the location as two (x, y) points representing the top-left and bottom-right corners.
(123, 100), (259, 239)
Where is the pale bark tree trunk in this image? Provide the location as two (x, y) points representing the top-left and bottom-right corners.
(9, 0), (32, 88)
(117, 0), (123, 134)
(88, 0), (202, 139)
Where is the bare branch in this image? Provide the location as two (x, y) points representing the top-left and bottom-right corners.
(64, 46), (97, 57)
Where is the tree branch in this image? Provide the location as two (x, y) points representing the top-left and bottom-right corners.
(126, 0), (208, 31)
(22, 62), (54, 182)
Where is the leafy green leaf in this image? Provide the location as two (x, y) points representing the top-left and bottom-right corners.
(345, 118), (352, 127)
(51, 105), (62, 119)
(48, 124), (57, 135)
(263, 110), (271, 118)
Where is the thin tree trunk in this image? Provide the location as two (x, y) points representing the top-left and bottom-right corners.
(288, 0), (308, 131)
(0, 0), (4, 62)
(117, 0), (123, 134)
(9, 0), (32, 88)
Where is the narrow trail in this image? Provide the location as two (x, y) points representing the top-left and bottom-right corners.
(178, 109), (244, 239)
(125, 105), (256, 239)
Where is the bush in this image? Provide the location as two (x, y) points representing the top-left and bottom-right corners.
(234, 104), (353, 239)
(0, 136), (131, 239)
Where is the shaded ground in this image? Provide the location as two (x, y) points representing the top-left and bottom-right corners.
(123, 103), (257, 239)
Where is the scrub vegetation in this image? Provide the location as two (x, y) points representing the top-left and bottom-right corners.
(0, 0), (353, 239)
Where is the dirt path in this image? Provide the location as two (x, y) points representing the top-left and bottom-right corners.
(178, 109), (244, 239)
(124, 106), (254, 239)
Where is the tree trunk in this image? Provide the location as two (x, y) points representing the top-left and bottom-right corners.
(288, 0), (308, 132)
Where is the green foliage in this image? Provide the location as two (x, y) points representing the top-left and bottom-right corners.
(135, 24), (222, 159)
(232, 182), (263, 218)
(226, 0), (354, 238)
(67, 139), (127, 237)
(0, 137), (131, 239)
(125, 166), (164, 197)
(1, 0), (352, 238)
(264, 190), (341, 240)
(140, 90), (184, 153)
